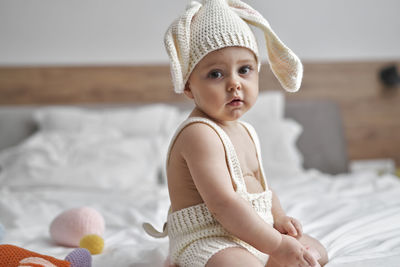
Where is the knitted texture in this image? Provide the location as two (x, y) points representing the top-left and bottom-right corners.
(65, 248), (92, 267)
(0, 244), (71, 267)
(164, 0), (303, 93)
(79, 234), (104, 255)
(166, 117), (273, 266)
(50, 207), (105, 247)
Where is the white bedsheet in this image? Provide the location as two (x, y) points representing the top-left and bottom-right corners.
(2, 168), (400, 266)
(269, 169), (400, 267)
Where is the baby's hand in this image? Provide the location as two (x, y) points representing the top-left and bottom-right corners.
(270, 235), (318, 267)
(274, 215), (303, 238)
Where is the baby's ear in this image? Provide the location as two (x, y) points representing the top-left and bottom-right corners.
(183, 83), (194, 99)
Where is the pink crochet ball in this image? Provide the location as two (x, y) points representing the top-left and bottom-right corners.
(50, 207), (105, 247)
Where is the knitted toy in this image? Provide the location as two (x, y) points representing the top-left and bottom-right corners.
(0, 244), (91, 267)
(50, 207), (105, 255)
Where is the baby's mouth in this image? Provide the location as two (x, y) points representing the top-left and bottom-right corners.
(227, 97), (244, 106)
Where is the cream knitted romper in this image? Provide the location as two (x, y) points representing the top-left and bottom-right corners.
(167, 117), (274, 267)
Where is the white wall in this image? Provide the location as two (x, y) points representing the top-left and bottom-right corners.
(0, 0), (399, 66)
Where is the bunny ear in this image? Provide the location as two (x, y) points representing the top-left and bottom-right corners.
(164, 1), (202, 93)
(228, 0), (303, 92)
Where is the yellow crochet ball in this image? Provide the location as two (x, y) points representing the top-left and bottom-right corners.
(79, 234), (104, 255)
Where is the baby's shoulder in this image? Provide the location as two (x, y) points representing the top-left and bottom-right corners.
(172, 121), (223, 156)
(179, 121), (220, 145)
(174, 122), (225, 162)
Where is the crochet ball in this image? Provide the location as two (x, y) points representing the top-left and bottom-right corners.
(79, 234), (104, 255)
(65, 248), (92, 267)
(50, 207), (105, 247)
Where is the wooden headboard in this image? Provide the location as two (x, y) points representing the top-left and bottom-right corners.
(0, 61), (399, 165)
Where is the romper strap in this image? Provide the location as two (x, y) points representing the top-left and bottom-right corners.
(166, 117), (247, 193)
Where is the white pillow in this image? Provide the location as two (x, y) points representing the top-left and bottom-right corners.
(242, 90), (304, 173)
(243, 90), (284, 122)
(0, 129), (163, 192)
(255, 119), (304, 173)
(0, 104), (184, 190)
(33, 104), (180, 137)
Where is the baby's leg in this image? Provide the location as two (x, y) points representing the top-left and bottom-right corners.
(206, 247), (263, 267)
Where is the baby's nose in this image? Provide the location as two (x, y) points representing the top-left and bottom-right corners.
(227, 80), (241, 92)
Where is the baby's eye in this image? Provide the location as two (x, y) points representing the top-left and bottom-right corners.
(207, 70), (223, 79)
(239, 65), (252, 74)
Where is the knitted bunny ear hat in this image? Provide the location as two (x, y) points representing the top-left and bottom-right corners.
(164, 0), (303, 93)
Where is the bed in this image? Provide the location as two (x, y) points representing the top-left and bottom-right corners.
(0, 89), (400, 267)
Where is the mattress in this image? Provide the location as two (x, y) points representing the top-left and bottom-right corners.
(2, 169), (400, 266)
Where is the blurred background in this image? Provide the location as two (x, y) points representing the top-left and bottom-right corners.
(0, 0), (399, 169)
(0, 0), (399, 65)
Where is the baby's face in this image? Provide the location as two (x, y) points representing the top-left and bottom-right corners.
(185, 46), (259, 122)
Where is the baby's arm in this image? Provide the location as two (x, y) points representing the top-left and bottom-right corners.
(271, 189), (303, 238)
(179, 124), (316, 266)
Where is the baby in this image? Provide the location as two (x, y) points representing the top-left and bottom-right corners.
(144, 0), (328, 266)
